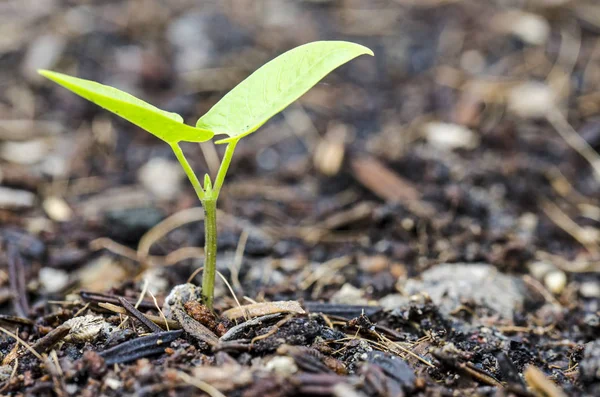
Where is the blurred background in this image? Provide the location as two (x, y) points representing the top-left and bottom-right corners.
(1, 0), (600, 393)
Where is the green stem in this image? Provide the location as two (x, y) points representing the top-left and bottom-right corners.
(171, 140), (239, 309)
(213, 140), (238, 196)
(170, 143), (205, 200)
(201, 199), (217, 308)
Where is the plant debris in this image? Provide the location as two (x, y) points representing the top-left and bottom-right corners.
(1, 0), (599, 395)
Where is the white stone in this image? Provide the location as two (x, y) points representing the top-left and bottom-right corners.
(265, 356), (298, 376)
(580, 281), (600, 298)
(544, 270), (567, 295)
(0, 139), (49, 164)
(0, 187), (35, 210)
(508, 82), (556, 118)
(330, 283), (367, 305)
(510, 12), (550, 45)
(423, 122), (479, 150)
(43, 196), (73, 222)
(138, 158), (183, 201)
(22, 34), (65, 81)
(528, 261), (556, 280)
(39, 267), (69, 294)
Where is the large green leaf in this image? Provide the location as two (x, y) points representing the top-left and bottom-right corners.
(38, 70), (213, 143)
(196, 41), (373, 143)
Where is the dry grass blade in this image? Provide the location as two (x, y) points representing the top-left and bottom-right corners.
(350, 155), (420, 202)
(177, 371), (227, 397)
(350, 156), (434, 217)
(540, 198), (600, 255)
(546, 110), (600, 182)
(138, 207), (205, 260)
(524, 365), (567, 397)
(0, 326), (44, 361)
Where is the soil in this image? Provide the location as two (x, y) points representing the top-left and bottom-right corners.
(1, 0), (600, 396)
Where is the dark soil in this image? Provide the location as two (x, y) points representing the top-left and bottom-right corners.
(1, 1), (599, 396)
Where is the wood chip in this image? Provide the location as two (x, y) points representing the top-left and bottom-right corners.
(221, 301), (305, 320)
(350, 155), (434, 217)
(524, 365), (567, 397)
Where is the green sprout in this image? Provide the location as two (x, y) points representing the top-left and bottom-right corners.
(39, 41), (373, 309)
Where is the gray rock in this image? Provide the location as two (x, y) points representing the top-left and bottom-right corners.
(581, 340), (600, 395)
(401, 263), (525, 319)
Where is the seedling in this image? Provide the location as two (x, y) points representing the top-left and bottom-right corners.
(40, 41), (373, 308)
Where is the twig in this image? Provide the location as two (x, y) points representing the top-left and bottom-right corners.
(148, 290), (169, 331)
(118, 297), (162, 333)
(0, 326), (43, 361)
(230, 229), (248, 293)
(177, 371), (226, 397)
(540, 198), (600, 255)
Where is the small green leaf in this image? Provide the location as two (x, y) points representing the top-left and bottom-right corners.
(204, 173), (213, 193)
(196, 41), (373, 143)
(38, 70), (213, 143)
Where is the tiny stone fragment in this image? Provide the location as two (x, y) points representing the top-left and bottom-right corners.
(0, 187), (35, 210)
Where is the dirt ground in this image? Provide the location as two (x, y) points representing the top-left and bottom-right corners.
(1, 0), (600, 396)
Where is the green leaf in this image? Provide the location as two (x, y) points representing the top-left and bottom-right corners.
(38, 70), (213, 143)
(196, 41), (373, 144)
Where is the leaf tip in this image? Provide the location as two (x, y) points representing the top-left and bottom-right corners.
(37, 69), (52, 78)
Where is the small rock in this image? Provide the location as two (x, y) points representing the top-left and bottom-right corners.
(528, 261), (556, 280)
(43, 196), (73, 222)
(544, 270), (567, 294)
(423, 122), (479, 150)
(379, 294), (410, 311)
(494, 11), (550, 45)
(77, 256), (128, 292)
(0, 365), (13, 382)
(581, 341), (600, 388)
(163, 283), (203, 319)
(0, 139), (49, 164)
(358, 255), (389, 273)
(402, 263), (525, 319)
(22, 34), (65, 81)
(508, 82), (556, 118)
(364, 351), (416, 393)
(138, 158), (183, 201)
(331, 283), (368, 305)
(580, 281), (600, 299)
(0, 187), (35, 210)
(266, 356), (298, 376)
(38, 268), (69, 294)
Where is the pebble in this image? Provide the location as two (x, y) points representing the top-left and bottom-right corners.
(494, 11), (550, 45)
(38, 267), (69, 294)
(580, 281), (600, 299)
(358, 255), (389, 273)
(43, 196), (73, 222)
(0, 187), (35, 210)
(528, 261), (556, 280)
(544, 270), (567, 295)
(138, 158), (183, 201)
(330, 283), (368, 305)
(0, 139), (49, 165)
(401, 263), (525, 319)
(21, 34), (65, 81)
(77, 256), (128, 292)
(265, 356), (298, 376)
(508, 82), (556, 118)
(581, 340), (600, 386)
(423, 122), (479, 150)
(166, 12), (214, 72)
